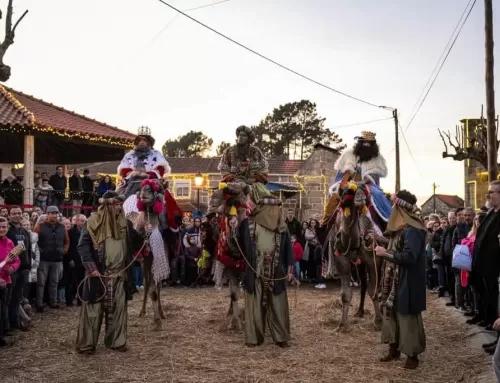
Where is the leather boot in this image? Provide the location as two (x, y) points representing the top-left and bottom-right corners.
(404, 356), (419, 369)
(380, 344), (400, 362)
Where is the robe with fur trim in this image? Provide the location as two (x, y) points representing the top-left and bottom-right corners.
(333, 147), (388, 185)
(117, 148), (171, 180)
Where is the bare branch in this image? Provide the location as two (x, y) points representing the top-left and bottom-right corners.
(5, 0), (12, 41)
(12, 9), (28, 34)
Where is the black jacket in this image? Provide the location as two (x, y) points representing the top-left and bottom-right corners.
(452, 223), (471, 248)
(7, 225), (32, 270)
(439, 224), (456, 262)
(471, 210), (500, 282)
(78, 220), (144, 301)
(69, 175), (83, 200)
(286, 218), (301, 237)
(1, 178), (23, 205)
(67, 226), (82, 265)
(49, 174), (67, 197)
(390, 227), (427, 315)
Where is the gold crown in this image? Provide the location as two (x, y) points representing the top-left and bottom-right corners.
(360, 131), (376, 141)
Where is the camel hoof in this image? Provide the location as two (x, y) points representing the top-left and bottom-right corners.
(153, 319), (162, 331)
(373, 319), (382, 331)
(160, 311), (166, 320)
(354, 310), (365, 318)
(139, 310), (146, 318)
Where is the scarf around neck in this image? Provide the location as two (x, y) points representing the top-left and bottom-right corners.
(385, 205), (426, 236)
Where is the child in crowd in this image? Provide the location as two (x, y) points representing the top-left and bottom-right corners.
(21, 219), (39, 305)
(34, 178), (53, 210)
(184, 234), (200, 287)
(291, 235), (303, 281)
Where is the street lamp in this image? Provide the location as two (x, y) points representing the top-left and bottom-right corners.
(194, 172), (203, 214)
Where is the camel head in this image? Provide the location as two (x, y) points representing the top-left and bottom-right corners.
(207, 181), (251, 227)
(338, 182), (371, 251)
(136, 179), (164, 214)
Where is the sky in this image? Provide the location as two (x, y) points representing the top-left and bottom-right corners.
(3, 0), (498, 203)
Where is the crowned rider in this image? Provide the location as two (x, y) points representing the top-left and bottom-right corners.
(117, 126), (171, 191)
(118, 126), (182, 229)
(325, 131), (391, 228)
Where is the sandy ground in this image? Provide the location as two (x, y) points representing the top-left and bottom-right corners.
(0, 283), (494, 383)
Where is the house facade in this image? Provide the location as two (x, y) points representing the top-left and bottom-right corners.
(420, 194), (465, 216)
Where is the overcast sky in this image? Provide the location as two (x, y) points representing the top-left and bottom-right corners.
(4, 0), (497, 202)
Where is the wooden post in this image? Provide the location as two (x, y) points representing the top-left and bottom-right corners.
(432, 182), (437, 213)
(23, 135), (35, 208)
(394, 109), (401, 192)
(485, 0), (497, 181)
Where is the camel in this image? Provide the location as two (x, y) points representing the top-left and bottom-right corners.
(123, 177), (170, 330)
(324, 182), (387, 331)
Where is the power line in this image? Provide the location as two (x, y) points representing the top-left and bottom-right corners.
(404, 0), (477, 133)
(156, 0), (386, 110)
(151, 0), (231, 43)
(331, 117), (392, 129)
(398, 121), (423, 177)
(405, 0), (475, 124)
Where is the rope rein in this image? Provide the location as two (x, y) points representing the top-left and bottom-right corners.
(76, 210), (152, 304)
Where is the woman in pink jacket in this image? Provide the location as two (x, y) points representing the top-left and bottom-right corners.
(0, 216), (19, 347)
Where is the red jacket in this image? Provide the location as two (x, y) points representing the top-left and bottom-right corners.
(0, 236), (19, 285)
(292, 242), (304, 262)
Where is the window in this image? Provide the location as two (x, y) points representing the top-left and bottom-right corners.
(174, 180), (191, 198)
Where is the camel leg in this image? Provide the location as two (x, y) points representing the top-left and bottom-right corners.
(139, 261), (151, 317)
(150, 281), (162, 330)
(158, 284), (166, 319)
(227, 271), (242, 330)
(354, 262), (367, 318)
(366, 258), (382, 331)
(336, 256), (352, 332)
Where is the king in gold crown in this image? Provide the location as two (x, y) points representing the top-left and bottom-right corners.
(137, 126), (151, 136)
(360, 131), (376, 141)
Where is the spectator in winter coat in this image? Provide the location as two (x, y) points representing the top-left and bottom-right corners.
(0, 216), (19, 346)
(21, 219), (39, 304)
(184, 235), (200, 287)
(183, 217), (201, 247)
(440, 211), (457, 306)
(452, 208), (474, 310)
(33, 206), (69, 311)
(286, 211), (301, 237)
(6, 206), (32, 333)
(65, 214), (86, 306)
(48, 166), (67, 207)
(291, 235), (303, 280)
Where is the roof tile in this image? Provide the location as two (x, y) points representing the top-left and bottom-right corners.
(0, 86), (136, 147)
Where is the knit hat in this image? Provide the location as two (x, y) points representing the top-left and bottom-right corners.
(46, 206), (60, 214)
(99, 191), (125, 205)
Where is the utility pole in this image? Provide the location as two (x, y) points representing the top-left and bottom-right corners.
(393, 109), (401, 192)
(432, 182), (438, 213)
(485, 0), (498, 181)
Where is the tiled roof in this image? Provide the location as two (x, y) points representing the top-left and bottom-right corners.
(436, 194), (465, 208)
(0, 86), (136, 148)
(34, 157), (305, 176)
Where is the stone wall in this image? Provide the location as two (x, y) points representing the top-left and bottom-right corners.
(421, 197), (455, 217)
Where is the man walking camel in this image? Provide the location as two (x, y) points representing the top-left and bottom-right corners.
(76, 191), (144, 355)
(374, 190), (427, 369)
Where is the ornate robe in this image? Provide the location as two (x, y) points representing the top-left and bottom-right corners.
(118, 148), (171, 180)
(218, 145), (269, 184)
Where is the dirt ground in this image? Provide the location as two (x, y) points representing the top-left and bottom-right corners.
(0, 284), (493, 383)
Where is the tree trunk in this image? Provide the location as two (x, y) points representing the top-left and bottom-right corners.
(485, 0), (497, 181)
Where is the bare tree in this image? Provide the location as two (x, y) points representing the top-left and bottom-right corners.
(438, 107), (499, 169)
(0, 0), (28, 82)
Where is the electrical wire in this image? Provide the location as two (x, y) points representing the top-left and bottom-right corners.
(151, 0), (231, 43)
(332, 117), (392, 130)
(404, 0), (477, 133)
(398, 121), (423, 177)
(156, 0), (386, 110)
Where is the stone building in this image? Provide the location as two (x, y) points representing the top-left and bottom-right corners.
(37, 144), (340, 221)
(420, 194), (465, 217)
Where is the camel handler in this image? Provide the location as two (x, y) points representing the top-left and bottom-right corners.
(75, 191), (144, 355)
(374, 190), (427, 369)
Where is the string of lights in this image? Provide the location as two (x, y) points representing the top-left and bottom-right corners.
(156, 0), (386, 110)
(0, 85), (134, 148)
(332, 117), (393, 130)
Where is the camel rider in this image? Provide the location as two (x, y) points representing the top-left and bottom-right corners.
(218, 126), (283, 232)
(325, 131), (392, 228)
(117, 126), (171, 191)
